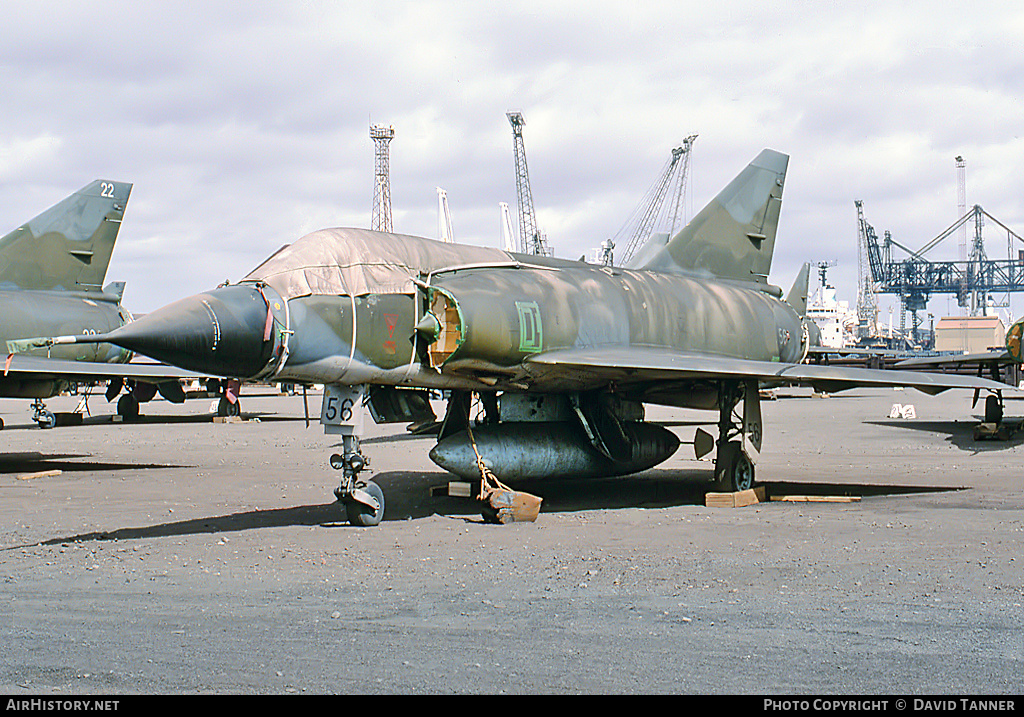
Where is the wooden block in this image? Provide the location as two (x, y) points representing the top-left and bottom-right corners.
(213, 416), (244, 423)
(17, 469), (62, 481)
(974, 422), (1013, 441)
(53, 413), (83, 427)
(447, 481), (475, 498)
(430, 481), (479, 498)
(705, 486), (766, 508)
(773, 495), (861, 503)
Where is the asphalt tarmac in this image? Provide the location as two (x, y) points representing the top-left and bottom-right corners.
(1, 385), (1021, 695)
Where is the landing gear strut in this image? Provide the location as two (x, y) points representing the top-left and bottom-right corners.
(323, 384), (384, 527)
(713, 380), (762, 492)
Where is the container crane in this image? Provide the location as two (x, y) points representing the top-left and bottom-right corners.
(857, 200), (1024, 345)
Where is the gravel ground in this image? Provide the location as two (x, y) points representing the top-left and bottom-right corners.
(1, 386), (1021, 694)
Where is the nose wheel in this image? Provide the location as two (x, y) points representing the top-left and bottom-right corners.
(323, 384), (385, 527)
(32, 399), (56, 429)
(341, 480), (385, 527)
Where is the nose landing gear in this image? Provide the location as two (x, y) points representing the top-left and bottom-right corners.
(323, 384), (385, 527)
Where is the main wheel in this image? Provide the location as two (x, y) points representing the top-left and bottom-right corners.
(217, 396), (241, 417)
(117, 394), (140, 420)
(984, 394), (1003, 424)
(729, 443), (755, 492)
(733, 452), (757, 493)
(37, 411), (56, 429)
(345, 481), (385, 527)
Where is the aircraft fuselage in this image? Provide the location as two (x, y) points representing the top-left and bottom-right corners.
(265, 241), (807, 396)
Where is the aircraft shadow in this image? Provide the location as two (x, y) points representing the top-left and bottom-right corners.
(0, 451), (184, 473)
(27, 502), (353, 547)
(866, 418), (1024, 453)
(13, 468), (966, 548)
(0, 411), (303, 432)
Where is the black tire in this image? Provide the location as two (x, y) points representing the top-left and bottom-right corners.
(984, 394), (1003, 424)
(37, 411), (56, 430)
(117, 394), (140, 420)
(346, 481), (385, 527)
(730, 443), (755, 492)
(217, 397), (241, 417)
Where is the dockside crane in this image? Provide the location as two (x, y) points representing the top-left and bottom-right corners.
(617, 135), (697, 266)
(857, 199), (1024, 345)
(507, 111), (551, 256)
(855, 199), (880, 339)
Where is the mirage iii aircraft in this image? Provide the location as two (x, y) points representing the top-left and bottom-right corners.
(16, 149), (1010, 524)
(0, 180), (214, 427)
(894, 316), (1023, 424)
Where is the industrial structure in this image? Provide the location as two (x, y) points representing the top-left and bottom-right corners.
(615, 135), (698, 266)
(370, 124), (395, 233)
(436, 187), (454, 243)
(507, 111), (551, 256)
(855, 157), (1024, 347)
(933, 315), (1006, 354)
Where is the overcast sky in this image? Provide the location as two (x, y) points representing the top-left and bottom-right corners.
(2, 1), (1023, 329)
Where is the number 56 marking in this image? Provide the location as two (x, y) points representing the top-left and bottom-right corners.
(321, 385), (364, 431)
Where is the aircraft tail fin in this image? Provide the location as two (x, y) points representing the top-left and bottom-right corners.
(785, 262), (811, 318)
(0, 180), (132, 292)
(642, 149), (788, 285)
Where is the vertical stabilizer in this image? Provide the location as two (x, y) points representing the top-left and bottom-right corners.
(0, 180), (132, 292)
(642, 149), (788, 285)
(786, 262), (811, 318)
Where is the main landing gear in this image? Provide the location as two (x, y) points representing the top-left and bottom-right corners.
(323, 384), (384, 527)
(205, 379), (242, 418)
(695, 380), (763, 492)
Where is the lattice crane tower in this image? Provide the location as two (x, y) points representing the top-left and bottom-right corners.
(370, 124), (395, 233)
(956, 156), (967, 265)
(507, 111), (549, 255)
(855, 199), (879, 338)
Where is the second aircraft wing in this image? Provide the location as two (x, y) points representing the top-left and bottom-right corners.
(525, 346), (1012, 396)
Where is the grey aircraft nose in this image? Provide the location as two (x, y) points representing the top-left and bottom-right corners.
(101, 284), (274, 378)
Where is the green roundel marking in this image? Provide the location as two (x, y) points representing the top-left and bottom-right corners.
(1008, 318), (1023, 363)
(516, 301), (543, 353)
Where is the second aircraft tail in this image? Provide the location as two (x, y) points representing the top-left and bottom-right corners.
(0, 180), (132, 292)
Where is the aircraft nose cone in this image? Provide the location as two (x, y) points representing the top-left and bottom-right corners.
(106, 284), (274, 377)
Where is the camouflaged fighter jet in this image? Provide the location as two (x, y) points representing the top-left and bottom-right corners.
(893, 316), (1023, 424)
(0, 180), (214, 427)
(16, 149), (1011, 524)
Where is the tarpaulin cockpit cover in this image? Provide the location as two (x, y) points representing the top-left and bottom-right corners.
(243, 227), (512, 299)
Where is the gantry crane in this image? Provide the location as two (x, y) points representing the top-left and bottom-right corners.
(857, 200), (1024, 345)
(616, 135), (697, 266)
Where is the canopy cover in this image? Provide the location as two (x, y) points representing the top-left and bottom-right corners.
(244, 227), (512, 299)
